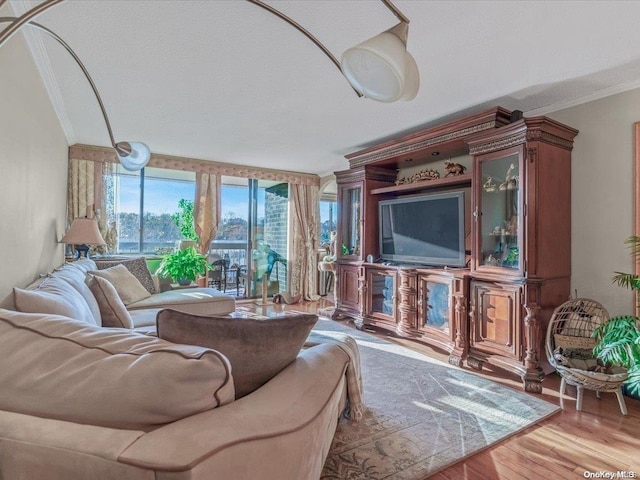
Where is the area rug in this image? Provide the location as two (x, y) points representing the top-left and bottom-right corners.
(312, 316), (560, 480)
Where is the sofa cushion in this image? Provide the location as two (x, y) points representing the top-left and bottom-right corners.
(89, 264), (151, 305)
(87, 275), (133, 329)
(0, 309), (235, 429)
(0, 259), (97, 311)
(51, 262), (102, 326)
(127, 288), (235, 316)
(130, 308), (164, 329)
(13, 276), (97, 326)
(68, 258), (98, 274)
(94, 257), (157, 294)
(156, 309), (318, 398)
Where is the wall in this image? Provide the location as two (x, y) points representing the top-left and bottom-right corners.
(0, 34), (68, 299)
(548, 89), (640, 316)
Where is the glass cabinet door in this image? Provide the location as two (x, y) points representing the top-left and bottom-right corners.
(339, 184), (362, 259)
(419, 278), (451, 335)
(476, 151), (521, 272)
(369, 270), (395, 319)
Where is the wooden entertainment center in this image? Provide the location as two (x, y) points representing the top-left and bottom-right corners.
(333, 107), (578, 392)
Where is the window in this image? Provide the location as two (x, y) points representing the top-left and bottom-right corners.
(320, 200), (337, 245)
(114, 166), (196, 254)
(211, 178), (250, 267)
(210, 177), (288, 296)
(110, 168), (290, 298)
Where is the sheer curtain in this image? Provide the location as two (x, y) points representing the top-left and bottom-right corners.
(67, 158), (98, 221)
(67, 158), (116, 253)
(194, 172), (221, 255)
(290, 183), (320, 301)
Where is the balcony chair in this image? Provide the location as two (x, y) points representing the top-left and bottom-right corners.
(207, 258), (229, 292)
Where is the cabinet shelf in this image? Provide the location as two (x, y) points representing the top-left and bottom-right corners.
(371, 174), (472, 195)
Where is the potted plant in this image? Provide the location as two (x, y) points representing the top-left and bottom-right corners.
(593, 236), (640, 397)
(156, 247), (210, 286)
(172, 199), (199, 250)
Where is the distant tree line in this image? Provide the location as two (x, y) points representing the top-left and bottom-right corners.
(118, 211), (251, 242)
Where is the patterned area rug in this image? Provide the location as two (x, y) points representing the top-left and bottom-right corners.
(313, 317), (560, 480)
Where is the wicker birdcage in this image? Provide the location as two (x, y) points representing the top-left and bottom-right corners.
(546, 298), (628, 415)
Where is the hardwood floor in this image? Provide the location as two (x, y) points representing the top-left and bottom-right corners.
(242, 298), (640, 480)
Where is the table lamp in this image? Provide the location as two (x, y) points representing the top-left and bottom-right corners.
(60, 217), (106, 259)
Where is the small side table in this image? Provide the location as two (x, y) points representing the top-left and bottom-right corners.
(318, 261), (336, 295)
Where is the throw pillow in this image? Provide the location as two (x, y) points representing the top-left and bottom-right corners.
(156, 309), (319, 399)
(13, 276), (97, 325)
(88, 264), (151, 305)
(94, 257), (157, 294)
(87, 274), (134, 329)
(0, 309), (234, 429)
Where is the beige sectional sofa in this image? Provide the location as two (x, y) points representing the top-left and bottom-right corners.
(0, 257), (236, 329)
(0, 259), (353, 479)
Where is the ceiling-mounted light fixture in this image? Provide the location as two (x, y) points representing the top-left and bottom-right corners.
(247, 0), (419, 102)
(0, 0), (150, 171)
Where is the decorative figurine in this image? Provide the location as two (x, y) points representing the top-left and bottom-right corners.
(444, 160), (467, 177)
(395, 168), (440, 185)
(499, 163), (518, 190)
(483, 177), (497, 192)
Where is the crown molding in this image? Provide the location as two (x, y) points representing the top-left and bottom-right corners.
(9, 0), (75, 144)
(524, 78), (640, 117)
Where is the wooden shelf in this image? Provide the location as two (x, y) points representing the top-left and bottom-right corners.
(371, 174), (472, 195)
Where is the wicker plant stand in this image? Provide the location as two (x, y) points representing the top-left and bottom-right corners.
(546, 298), (628, 415)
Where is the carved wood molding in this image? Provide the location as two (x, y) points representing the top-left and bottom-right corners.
(69, 144), (320, 186)
(467, 117), (578, 156)
(525, 130), (575, 151)
(345, 107), (513, 169)
(335, 166), (397, 184)
(468, 131), (527, 155)
(348, 121), (499, 168)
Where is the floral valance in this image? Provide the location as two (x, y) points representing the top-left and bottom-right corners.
(69, 144), (320, 187)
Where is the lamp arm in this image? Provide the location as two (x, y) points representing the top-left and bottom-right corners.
(380, 0), (410, 25)
(246, 0), (362, 98)
(0, 16), (118, 148)
(0, 0), (65, 49)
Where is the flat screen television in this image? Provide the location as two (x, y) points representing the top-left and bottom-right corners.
(379, 191), (466, 267)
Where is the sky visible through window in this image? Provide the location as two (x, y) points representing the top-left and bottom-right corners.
(119, 178), (250, 220)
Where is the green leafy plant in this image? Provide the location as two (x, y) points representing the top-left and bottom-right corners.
(171, 199), (198, 241)
(156, 247), (210, 285)
(593, 236), (640, 396)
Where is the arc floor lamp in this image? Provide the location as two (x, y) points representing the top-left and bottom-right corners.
(0, 0), (419, 170)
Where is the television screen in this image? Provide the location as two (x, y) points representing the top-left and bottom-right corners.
(379, 191), (466, 267)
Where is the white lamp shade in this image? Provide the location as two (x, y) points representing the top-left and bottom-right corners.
(401, 51), (419, 101)
(341, 31), (406, 102)
(117, 141), (151, 171)
(60, 217), (106, 245)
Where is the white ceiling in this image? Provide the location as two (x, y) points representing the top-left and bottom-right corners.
(6, 0), (640, 177)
